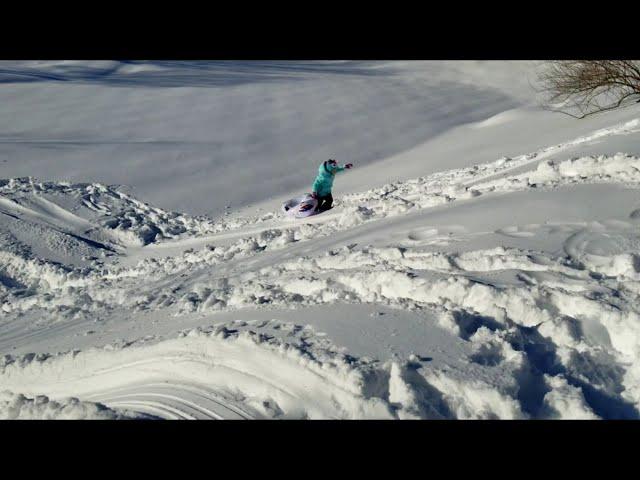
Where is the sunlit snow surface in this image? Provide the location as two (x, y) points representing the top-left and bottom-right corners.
(2, 61), (640, 419)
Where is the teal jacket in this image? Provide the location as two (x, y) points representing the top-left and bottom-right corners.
(312, 161), (347, 196)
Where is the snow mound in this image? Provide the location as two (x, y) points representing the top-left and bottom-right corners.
(0, 390), (147, 419)
(541, 375), (599, 420)
(0, 319), (570, 420)
(0, 178), (220, 250)
(0, 323), (396, 419)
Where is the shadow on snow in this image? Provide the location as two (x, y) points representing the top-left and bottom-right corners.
(0, 61), (396, 88)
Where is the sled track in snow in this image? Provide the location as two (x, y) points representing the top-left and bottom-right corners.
(0, 327), (398, 419)
(85, 382), (255, 419)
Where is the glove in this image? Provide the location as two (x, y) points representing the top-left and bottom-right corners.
(345, 163), (353, 169)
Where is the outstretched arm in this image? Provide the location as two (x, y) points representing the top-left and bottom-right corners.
(332, 162), (353, 173)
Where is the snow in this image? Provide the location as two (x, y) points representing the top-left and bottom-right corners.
(0, 61), (535, 217)
(0, 390), (147, 419)
(2, 60), (640, 419)
(541, 374), (599, 419)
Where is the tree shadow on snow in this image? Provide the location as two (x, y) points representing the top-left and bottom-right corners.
(0, 61), (395, 88)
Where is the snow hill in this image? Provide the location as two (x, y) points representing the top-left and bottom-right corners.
(2, 61), (640, 419)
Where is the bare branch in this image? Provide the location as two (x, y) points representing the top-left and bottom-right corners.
(536, 61), (640, 118)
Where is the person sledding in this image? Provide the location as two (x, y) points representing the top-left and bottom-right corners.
(311, 159), (353, 212)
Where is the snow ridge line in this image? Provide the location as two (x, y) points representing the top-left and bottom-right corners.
(0, 315), (614, 419)
(3, 152), (640, 319)
(0, 178), (226, 248)
(0, 389), (150, 419)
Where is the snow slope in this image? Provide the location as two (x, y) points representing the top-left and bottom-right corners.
(0, 61), (534, 216)
(2, 61), (640, 419)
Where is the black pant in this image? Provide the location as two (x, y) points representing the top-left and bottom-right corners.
(316, 193), (333, 212)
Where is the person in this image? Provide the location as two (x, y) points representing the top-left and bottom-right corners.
(311, 159), (353, 212)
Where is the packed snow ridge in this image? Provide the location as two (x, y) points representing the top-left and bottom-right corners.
(0, 390), (151, 420)
(0, 177), (238, 253)
(2, 113), (640, 419)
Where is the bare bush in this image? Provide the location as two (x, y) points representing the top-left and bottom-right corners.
(537, 61), (640, 118)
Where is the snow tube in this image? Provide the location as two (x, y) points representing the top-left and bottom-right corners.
(282, 194), (318, 218)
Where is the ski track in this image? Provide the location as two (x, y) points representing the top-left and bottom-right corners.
(2, 117), (640, 419)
